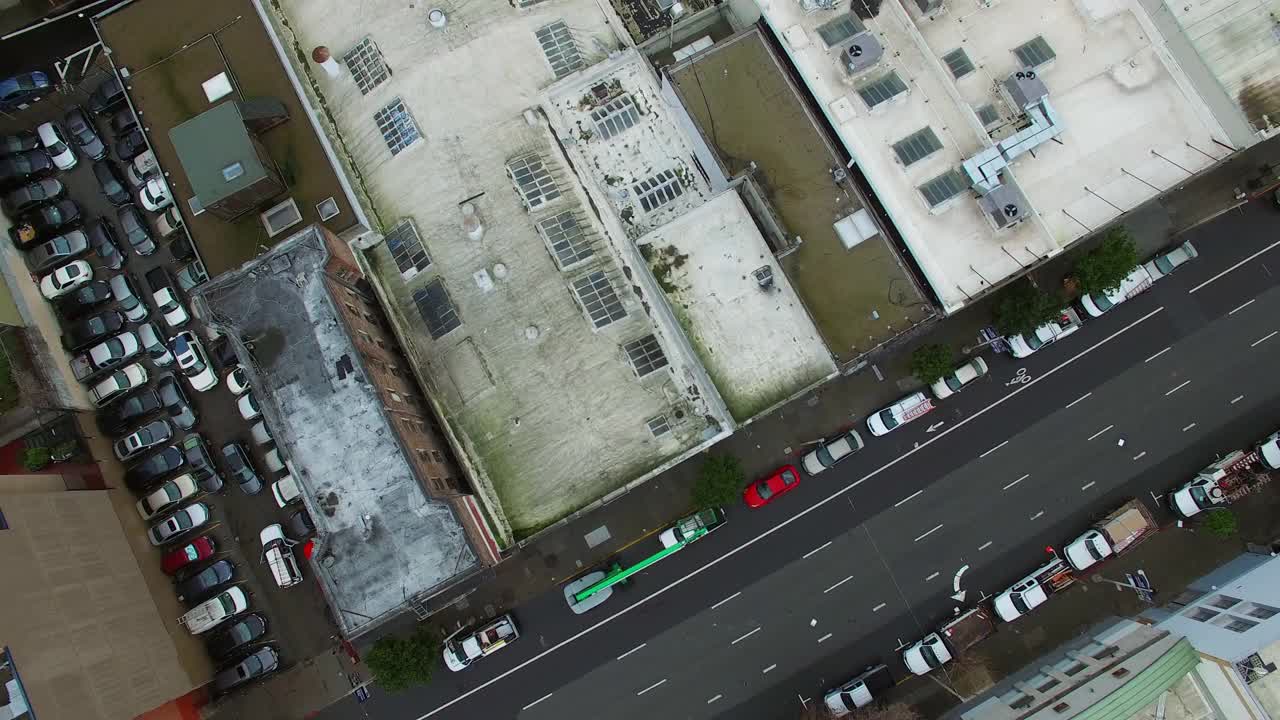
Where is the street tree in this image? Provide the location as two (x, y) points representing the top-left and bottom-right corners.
(993, 278), (1060, 337)
(365, 627), (442, 693)
(692, 453), (745, 509)
(1074, 226), (1138, 295)
(910, 344), (953, 385)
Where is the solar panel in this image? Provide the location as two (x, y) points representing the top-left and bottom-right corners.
(591, 95), (641, 140)
(857, 72), (907, 109)
(1014, 36), (1056, 69)
(412, 279), (461, 339)
(374, 98), (420, 156)
(384, 219), (430, 279)
(892, 127), (942, 166)
(623, 334), (668, 377)
(536, 21), (585, 79)
(919, 170), (969, 208)
(633, 169), (684, 213)
(942, 48), (975, 80)
(507, 154), (561, 211)
(573, 271), (626, 328)
(343, 38), (391, 96)
(538, 211), (594, 269)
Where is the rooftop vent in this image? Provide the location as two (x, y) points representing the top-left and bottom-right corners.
(428, 8), (447, 28)
(1003, 69), (1048, 110)
(976, 182), (1026, 231)
(841, 33), (884, 76)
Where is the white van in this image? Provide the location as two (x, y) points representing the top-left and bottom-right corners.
(1080, 266), (1153, 318)
(260, 523), (302, 588)
(179, 586), (247, 634)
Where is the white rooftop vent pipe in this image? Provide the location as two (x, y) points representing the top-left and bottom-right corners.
(311, 47), (342, 79)
(461, 202), (485, 241)
(428, 8), (447, 28)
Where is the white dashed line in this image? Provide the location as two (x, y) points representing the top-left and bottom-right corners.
(637, 679), (667, 696)
(978, 540), (993, 551)
(1081, 481), (1096, 491)
(980, 440), (1009, 458)
(1066, 392), (1092, 408)
(1003, 473), (1030, 491)
(731, 628), (761, 646)
(803, 541), (833, 559)
(824, 575), (854, 594)
(817, 633), (833, 644)
(1231, 394), (1245, 404)
(1133, 451), (1147, 461)
(914, 524), (944, 543)
(522, 693), (553, 711)
(1182, 423), (1197, 432)
(707, 695), (722, 705)
(1229, 298), (1257, 316)
(894, 489), (924, 507)
(1165, 380), (1190, 396)
(1088, 424), (1114, 441)
(873, 602), (887, 612)
(762, 664), (777, 674)
(617, 643), (647, 661)
(1252, 331), (1278, 348)
(925, 571), (940, 581)
(1190, 239), (1280, 293)
(1030, 510), (1045, 521)
(1144, 347), (1171, 363)
(711, 592), (740, 610)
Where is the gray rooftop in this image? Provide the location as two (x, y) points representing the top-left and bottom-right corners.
(169, 101), (269, 208)
(194, 226), (477, 635)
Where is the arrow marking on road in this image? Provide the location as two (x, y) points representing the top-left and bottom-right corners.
(952, 564), (970, 602)
(926, 421), (945, 433)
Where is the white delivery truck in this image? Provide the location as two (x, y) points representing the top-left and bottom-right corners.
(1063, 499), (1157, 572)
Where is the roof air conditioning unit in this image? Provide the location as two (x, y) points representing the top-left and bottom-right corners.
(977, 183), (1027, 231)
(840, 32), (884, 76)
(1003, 69), (1049, 110)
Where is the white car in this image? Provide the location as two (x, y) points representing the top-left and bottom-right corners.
(171, 331), (217, 392)
(89, 363), (148, 406)
(155, 206), (183, 237)
(109, 273), (150, 323)
(82, 331), (140, 375)
(1260, 431), (1280, 471)
(39, 260), (92, 299)
(113, 418), (173, 462)
(930, 357), (988, 400)
(37, 121), (77, 170)
(139, 176), (172, 212)
(136, 473), (198, 520)
(237, 392), (261, 421)
(994, 580), (1050, 623)
(147, 502), (210, 546)
(823, 665), (894, 716)
(250, 420), (273, 446)
(1080, 266), (1153, 318)
(801, 430), (864, 475)
(154, 287), (189, 328)
(138, 322), (174, 366)
(1142, 240), (1197, 280)
(271, 475), (301, 508)
(866, 391), (932, 437)
(225, 366), (250, 395)
(180, 586), (247, 635)
(1005, 309), (1081, 359)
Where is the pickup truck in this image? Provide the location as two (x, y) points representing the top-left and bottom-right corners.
(823, 664), (895, 715)
(1063, 499), (1157, 572)
(1171, 450), (1260, 518)
(442, 614), (519, 671)
(72, 331), (140, 382)
(658, 507), (726, 548)
(1005, 307), (1082, 359)
(902, 606), (995, 676)
(993, 557), (1075, 622)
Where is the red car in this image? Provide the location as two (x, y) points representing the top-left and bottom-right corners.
(744, 465), (800, 508)
(161, 535), (215, 575)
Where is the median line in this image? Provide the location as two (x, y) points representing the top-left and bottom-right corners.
(1081, 481), (1096, 491)
(522, 693), (553, 711)
(894, 489), (923, 507)
(731, 627), (761, 646)
(1065, 392), (1092, 408)
(1144, 347), (1170, 363)
(617, 643), (646, 661)
(762, 664), (777, 674)
(1182, 423), (1197, 432)
(1003, 473), (1029, 491)
(711, 591), (740, 610)
(873, 602), (887, 612)
(1229, 298), (1256, 316)
(980, 440), (1009, 458)
(636, 679), (667, 696)
(824, 575), (854, 594)
(1165, 380), (1190, 396)
(914, 524), (944, 543)
(803, 541), (833, 559)
(1087, 424), (1114, 441)
(1252, 330), (1278, 348)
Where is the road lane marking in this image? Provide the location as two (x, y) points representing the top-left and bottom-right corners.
(978, 540), (993, 551)
(1003, 473), (1030, 491)
(1144, 347), (1171, 363)
(711, 592), (740, 610)
(803, 541), (833, 559)
(522, 693), (553, 711)
(1182, 423), (1197, 432)
(1232, 394), (1245, 404)
(763, 664), (777, 674)
(707, 695), (722, 705)
(409, 306), (1168, 720)
(1229, 298), (1257, 316)
(980, 440), (1009, 458)
(1189, 238), (1280, 293)
(925, 571), (939, 581)
(1088, 424), (1114, 441)
(1066, 392), (1092, 409)
(1165, 380), (1191, 396)
(637, 679), (667, 696)
(894, 489), (924, 507)
(873, 602), (887, 612)
(1252, 330), (1277, 347)
(617, 643), (646, 661)
(824, 575), (854, 594)
(817, 633), (833, 644)
(1081, 481), (1096, 491)
(1030, 510), (1045, 521)
(731, 628), (761, 645)
(914, 524), (944, 542)
(1133, 451), (1147, 461)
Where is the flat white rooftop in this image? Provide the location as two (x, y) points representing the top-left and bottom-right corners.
(759, 0), (1232, 312)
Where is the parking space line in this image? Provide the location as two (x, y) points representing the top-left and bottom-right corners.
(925, 571), (939, 581)
(873, 602), (887, 612)
(1165, 380), (1190, 396)
(803, 541), (833, 559)
(1088, 425), (1114, 441)
(1182, 423), (1197, 432)
(1229, 298), (1256, 316)
(731, 628), (761, 646)
(1144, 347), (1170, 363)
(980, 440), (1009, 458)
(762, 664), (777, 674)
(637, 679), (667, 696)
(1066, 392), (1092, 408)
(711, 592), (740, 610)
(1081, 481), (1096, 491)
(707, 695), (722, 705)
(617, 643), (646, 661)
(914, 524), (944, 543)
(522, 693), (553, 711)
(1252, 330), (1277, 348)
(894, 489), (923, 507)
(978, 540), (993, 551)
(817, 633), (833, 644)
(1003, 473), (1029, 491)
(824, 575), (854, 594)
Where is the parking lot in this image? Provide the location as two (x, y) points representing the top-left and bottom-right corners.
(1, 61), (338, 696)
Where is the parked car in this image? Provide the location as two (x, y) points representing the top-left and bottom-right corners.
(206, 614), (268, 660)
(801, 429), (864, 475)
(109, 273), (149, 322)
(87, 75), (126, 115)
(35, 122), (77, 170)
(1080, 266), (1153, 318)
(114, 418), (173, 462)
(39, 260), (93, 299)
(138, 322), (175, 367)
(124, 445), (185, 492)
(158, 374), (198, 430)
(114, 128), (147, 162)
(264, 447), (286, 473)
(2, 177), (64, 215)
(76, 331), (140, 379)
(222, 442), (262, 495)
(286, 508), (314, 540)
(176, 559), (236, 604)
(1006, 308), (1083, 359)
(271, 475), (301, 508)
(156, 206), (183, 237)
(0, 131), (40, 155)
(823, 664), (895, 716)
(249, 421), (273, 446)
(237, 392), (261, 421)
(212, 646), (279, 696)
(743, 464), (800, 509)
(11, 199), (81, 246)
(139, 176), (172, 212)
(170, 232), (196, 262)
(54, 281), (112, 321)
(125, 150), (155, 187)
(98, 388), (162, 435)
(172, 331), (217, 391)
(1142, 240), (1198, 280)
(86, 220), (125, 270)
(144, 267), (188, 327)
(118, 204), (156, 255)
(108, 107), (138, 135)
(25, 230), (88, 273)
(161, 535), (216, 576)
(225, 366), (250, 395)
(89, 362), (148, 407)
(930, 357), (989, 400)
(93, 160), (130, 205)
(182, 434), (224, 494)
(0, 150), (53, 190)
(866, 391), (933, 437)
(180, 586), (247, 635)
(0, 71), (51, 111)
(64, 106), (106, 160)
(63, 309), (125, 351)
(136, 473), (198, 521)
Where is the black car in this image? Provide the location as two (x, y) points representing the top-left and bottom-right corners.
(213, 646), (279, 696)
(157, 375), (197, 431)
(125, 446), (185, 492)
(97, 387), (162, 436)
(93, 160), (130, 205)
(88, 75), (125, 115)
(85, 221), (125, 271)
(118, 204), (156, 256)
(11, 200), (81, 248)
(0, 150), (54, 190)
(109, 107), (138, 136)
(0, 71), (51, 111)
(62, 309), (125, 351)
(1, 177), (64, 215)
(170, 232), (196, 263)
(286, 508), (315, 540)
(175, 559), (235, 603)
(0, 131), (40, 155)
(64, 106), (106, 161)
(54, 280), (112, 320)
(25, 230), (89, 273)
(206, 614), (268, 661)
(220, 442), (262, 495)
(182, 434), (223, 494)
(114, 127), (146, 162)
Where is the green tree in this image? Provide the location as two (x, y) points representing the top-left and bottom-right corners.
(692, 454), (745, 509)
(910, 344), (954, 385)
(21, 447), (50, 472)
(365, 627), (441, 693)
(1202, 509), (1238, 538)
(1074, 227), (1138, 295)
(993, 278), (1060, 337)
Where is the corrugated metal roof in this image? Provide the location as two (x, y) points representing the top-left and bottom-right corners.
(1074, 638), (1199, 720)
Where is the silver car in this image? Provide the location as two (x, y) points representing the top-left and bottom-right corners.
(113, 418), (173, 462)
(801, 430), (864, 476)
(147, 502), (210, 546)
(1142, 240), (1198, 280)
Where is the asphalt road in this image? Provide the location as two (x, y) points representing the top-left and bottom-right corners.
(319, 202), (1280, 720)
